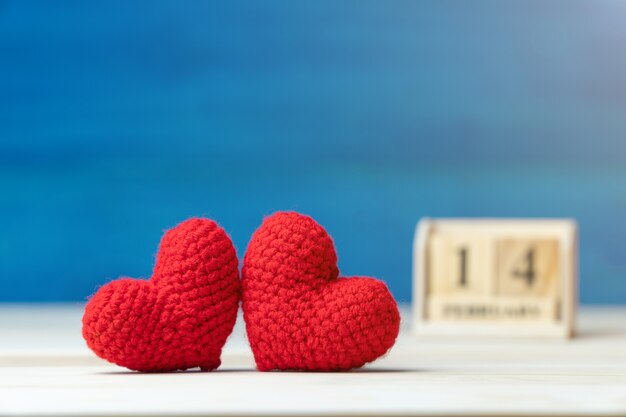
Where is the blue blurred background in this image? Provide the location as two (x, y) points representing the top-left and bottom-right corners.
(1, 1), (625, 303)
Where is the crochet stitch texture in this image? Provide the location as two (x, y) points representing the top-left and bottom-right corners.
(242, 211), (400, 371)
(82, 218), (240, 372)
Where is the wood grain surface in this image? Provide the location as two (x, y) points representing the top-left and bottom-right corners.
(0, 304), (625, 416)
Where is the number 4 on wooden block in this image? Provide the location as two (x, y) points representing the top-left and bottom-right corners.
(496, 239), (560, 298)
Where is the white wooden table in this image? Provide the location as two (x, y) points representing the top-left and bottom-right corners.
(1, 304), (625, 416)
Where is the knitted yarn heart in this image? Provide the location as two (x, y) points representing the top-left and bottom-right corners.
(242, 212), (400, 371)
(82, 218), (240, 372)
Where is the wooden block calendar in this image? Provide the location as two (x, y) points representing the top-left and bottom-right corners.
(412, 219), (578, 337)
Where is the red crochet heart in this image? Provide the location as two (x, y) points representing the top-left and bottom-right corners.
(82, 218), (240, 372)
(242, 212), (400, 371)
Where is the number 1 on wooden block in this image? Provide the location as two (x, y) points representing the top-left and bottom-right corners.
(428, 235), (492, 296)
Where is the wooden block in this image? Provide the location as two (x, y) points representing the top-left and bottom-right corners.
(495, 239), (559, 298)
(427, 295), (558, 323)
(428, 234), (492, 297)
(413, 219), (577, 338)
